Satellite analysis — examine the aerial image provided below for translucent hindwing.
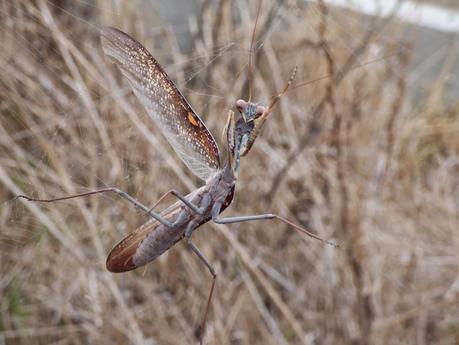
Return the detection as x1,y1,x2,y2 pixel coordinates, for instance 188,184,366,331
101,27,220,181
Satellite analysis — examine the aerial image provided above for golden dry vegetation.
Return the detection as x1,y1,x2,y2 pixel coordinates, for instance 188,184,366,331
1,1,458,344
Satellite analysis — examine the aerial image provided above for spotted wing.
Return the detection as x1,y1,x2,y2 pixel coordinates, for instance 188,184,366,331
101,27,220,181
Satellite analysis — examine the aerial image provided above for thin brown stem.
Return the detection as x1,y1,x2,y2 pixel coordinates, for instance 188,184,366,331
248,0,263,101
266,4,401,200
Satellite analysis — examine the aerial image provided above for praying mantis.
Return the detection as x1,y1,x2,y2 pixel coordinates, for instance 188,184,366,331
17,23,337,345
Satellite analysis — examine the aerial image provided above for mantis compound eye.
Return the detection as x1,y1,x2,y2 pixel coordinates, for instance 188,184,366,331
235,99,246,114
255,104,266,118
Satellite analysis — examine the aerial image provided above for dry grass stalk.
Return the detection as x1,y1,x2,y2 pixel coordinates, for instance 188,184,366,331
1,1,458,344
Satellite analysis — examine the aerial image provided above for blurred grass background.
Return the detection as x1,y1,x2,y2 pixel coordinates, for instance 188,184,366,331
1,0,458,344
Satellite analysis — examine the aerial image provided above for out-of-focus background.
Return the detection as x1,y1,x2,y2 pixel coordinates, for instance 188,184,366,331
1,0,458,344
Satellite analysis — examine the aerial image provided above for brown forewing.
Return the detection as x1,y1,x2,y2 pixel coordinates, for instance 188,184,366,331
106,185,235,273
106,201,183,273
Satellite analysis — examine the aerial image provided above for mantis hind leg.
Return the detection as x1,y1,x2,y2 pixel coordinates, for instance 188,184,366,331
184,222,216,345
15,187,175,227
